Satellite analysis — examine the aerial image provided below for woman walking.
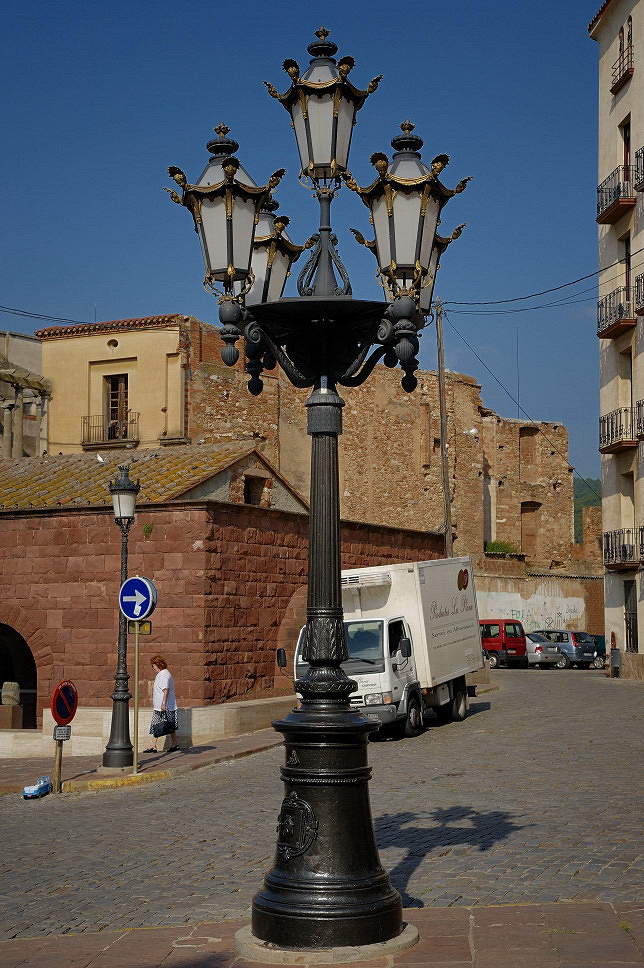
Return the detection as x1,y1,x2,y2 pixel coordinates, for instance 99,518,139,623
145,655,180,753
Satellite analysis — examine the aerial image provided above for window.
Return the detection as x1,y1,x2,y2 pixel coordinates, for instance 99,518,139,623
505,623,520,638
627,16,632,47
104,374,128,439
619,25,624,55
622,119,631,170
481,623,500,638
521,501,542,556
388,620,406,656
624,234,632,290
243,476,265,506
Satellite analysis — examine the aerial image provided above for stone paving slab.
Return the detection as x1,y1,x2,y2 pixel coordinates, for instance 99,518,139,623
1,904,643,967
0,727,282,794
1,670,643,943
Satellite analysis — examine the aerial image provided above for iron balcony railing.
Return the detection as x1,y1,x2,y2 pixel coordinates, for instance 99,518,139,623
603,528,640,567
636,273,644,315
635,146,644,191
596,165,635,219
637,400,644,437
597,286,635,334
81,413,139,446
599,407,635,449
611,44,634,93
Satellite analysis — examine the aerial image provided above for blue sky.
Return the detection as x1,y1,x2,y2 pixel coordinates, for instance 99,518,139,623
1,0,603,476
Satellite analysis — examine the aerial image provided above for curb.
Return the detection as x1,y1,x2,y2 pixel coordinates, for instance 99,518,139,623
1,733,283,797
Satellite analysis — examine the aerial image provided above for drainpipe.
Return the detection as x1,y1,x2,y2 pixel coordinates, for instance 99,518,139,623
11,388,23,458
1,400,14,458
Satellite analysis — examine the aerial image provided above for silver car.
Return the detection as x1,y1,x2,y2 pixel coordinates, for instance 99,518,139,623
526,632,561,667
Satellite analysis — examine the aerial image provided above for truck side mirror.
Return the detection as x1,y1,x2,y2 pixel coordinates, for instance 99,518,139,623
276,648,287,669
400,638,412,658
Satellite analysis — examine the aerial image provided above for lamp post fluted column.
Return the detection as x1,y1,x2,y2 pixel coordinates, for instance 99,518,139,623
250,370,401,948
103,464,140,769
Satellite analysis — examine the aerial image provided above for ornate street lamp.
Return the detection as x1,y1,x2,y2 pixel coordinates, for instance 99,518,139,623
166,26,467,955
102,464,140,768
246,197,312,305
346,120,468,312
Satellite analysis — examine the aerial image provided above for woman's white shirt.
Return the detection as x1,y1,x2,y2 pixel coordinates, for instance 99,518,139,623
153,669,176,711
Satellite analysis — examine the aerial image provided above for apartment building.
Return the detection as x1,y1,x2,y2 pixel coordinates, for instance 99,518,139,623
591,0,644,663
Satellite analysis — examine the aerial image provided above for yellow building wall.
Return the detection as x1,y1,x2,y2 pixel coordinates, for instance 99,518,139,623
42,327,185,453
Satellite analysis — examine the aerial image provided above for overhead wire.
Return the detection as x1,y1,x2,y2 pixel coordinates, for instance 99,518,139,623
441,307,602,504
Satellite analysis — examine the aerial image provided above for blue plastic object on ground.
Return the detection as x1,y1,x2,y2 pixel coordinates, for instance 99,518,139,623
23,776,52,799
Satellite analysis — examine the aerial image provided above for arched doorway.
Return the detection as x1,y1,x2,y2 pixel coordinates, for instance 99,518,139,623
0,624,37,728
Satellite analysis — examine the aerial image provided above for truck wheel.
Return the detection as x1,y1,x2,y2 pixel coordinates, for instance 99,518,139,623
488,653,499,669
451,686,468,722
403,696,423,737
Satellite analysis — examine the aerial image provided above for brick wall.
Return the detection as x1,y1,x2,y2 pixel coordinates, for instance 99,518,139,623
0,502,442,723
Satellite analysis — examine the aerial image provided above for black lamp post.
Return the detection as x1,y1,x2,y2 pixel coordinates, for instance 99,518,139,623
167,26,468,951
102,464,140,769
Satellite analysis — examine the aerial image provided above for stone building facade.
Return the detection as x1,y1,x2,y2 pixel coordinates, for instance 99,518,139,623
37,315,593,569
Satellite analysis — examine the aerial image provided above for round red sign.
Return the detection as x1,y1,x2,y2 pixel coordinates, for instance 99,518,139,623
51,680,78,726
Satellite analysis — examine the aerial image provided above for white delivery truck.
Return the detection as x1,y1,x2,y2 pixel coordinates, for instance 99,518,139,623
294,557,484,737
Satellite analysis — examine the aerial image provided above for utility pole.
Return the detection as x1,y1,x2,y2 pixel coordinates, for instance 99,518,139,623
435,300,453,557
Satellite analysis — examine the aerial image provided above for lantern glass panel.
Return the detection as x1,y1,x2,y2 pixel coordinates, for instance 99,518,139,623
199,197,228,277
308,93,335,173
112,490,136,521
290,100,309,174
371,195,391,270
419,196,441,266
335,97,356,172
231,196,257,271
392,191,422,268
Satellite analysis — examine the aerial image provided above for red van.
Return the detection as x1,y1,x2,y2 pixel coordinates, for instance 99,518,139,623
479,620,528,668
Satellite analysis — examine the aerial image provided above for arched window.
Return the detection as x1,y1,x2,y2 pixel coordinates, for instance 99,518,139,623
619,25,625,54
627,16,632,47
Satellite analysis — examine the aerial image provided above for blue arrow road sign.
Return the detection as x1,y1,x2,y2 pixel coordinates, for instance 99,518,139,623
119,576,158,621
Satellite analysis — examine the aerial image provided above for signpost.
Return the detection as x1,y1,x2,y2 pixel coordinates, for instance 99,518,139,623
50,680,78,793
119,577,158,775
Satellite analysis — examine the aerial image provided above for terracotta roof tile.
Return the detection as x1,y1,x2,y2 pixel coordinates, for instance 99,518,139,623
0,442,257,511
588,0,616,33
35,315,194,340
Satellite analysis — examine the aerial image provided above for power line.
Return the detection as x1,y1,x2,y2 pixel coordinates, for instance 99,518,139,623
445,244,644,307
442,307,602,504
0,304,90,326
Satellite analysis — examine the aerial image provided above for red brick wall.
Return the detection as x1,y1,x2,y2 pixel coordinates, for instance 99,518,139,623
0,503,443,722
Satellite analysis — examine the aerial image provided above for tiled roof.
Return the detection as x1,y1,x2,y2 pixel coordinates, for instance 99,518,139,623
588,0,616,33
35,315,193,340
0,442,258,511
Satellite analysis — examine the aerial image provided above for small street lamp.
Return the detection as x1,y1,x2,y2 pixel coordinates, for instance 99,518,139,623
166,26,468,952
102,464,140,768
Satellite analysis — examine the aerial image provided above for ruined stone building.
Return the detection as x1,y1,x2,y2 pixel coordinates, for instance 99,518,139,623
35,313,600,573
0,331,50,458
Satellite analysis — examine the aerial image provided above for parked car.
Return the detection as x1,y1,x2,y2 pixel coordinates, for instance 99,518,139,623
532,630,597,668
479,620,528,668
526,632,561,668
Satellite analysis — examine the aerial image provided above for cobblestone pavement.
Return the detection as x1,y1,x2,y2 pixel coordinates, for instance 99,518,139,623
1,670,643,940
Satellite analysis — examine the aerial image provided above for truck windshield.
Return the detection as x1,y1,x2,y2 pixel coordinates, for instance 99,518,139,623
295,621,385,674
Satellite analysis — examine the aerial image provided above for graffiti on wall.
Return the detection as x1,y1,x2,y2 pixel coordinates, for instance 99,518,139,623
476,589,586,633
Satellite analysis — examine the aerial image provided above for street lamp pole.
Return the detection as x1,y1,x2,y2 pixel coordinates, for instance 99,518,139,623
166,26,468,951
103,464,140,769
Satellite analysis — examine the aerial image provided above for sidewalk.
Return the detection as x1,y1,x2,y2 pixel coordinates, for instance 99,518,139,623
0,727,282,795
1,902,642,966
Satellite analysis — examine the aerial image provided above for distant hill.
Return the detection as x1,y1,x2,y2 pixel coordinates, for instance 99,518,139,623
574,477,601,542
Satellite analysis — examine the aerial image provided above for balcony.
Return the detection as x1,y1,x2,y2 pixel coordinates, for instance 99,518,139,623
597,286,636,337
599,407,637,453
635,146,644,192
81,413,139,449
596,166,636,223
603,528,641,569
635,273,644,316
611,45,634,94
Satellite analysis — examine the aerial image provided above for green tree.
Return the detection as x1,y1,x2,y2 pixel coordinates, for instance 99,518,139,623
574,478,601,542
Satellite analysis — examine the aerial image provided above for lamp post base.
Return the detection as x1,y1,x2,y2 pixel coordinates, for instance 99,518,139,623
235,922,419,965
102,698,133,768
251,703,402,949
